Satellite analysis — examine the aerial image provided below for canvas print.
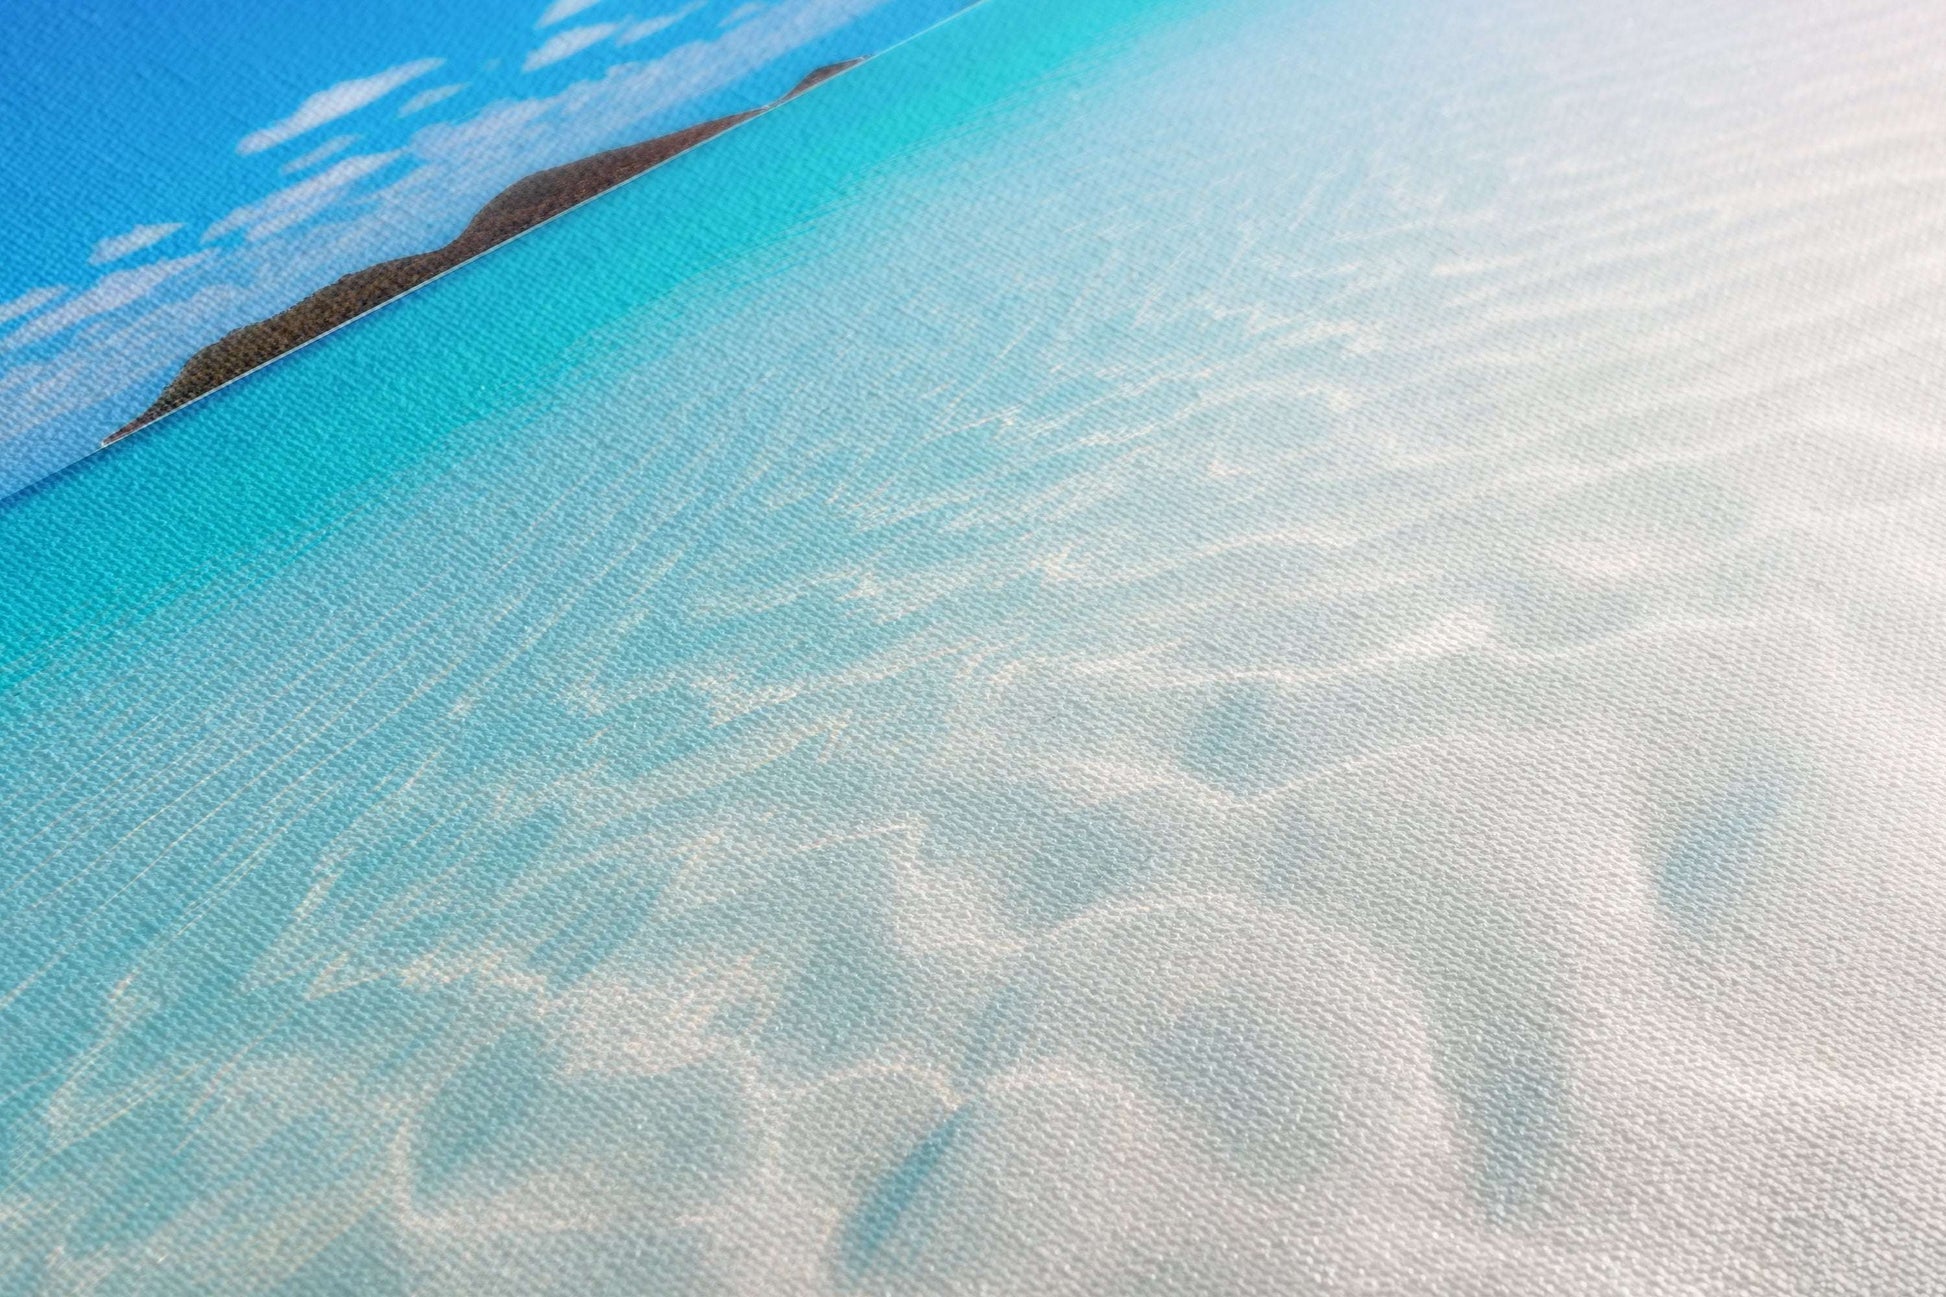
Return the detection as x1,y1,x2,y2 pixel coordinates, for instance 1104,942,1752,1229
0,0,968,498
4,0,1946,1291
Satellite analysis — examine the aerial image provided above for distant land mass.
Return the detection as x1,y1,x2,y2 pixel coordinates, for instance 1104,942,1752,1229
104,58,866,447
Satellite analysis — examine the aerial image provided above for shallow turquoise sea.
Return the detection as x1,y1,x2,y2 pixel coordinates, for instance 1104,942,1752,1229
6,0,1946,1289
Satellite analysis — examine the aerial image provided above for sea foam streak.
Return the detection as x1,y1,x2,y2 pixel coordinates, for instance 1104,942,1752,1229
3,0,1946,1290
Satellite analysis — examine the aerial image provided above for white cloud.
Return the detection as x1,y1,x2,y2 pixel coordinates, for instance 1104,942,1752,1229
281,135,359,175
396,0,881,207
3,253,212,350
617,2,705,45
406,98,555,175
537,0,604,28
0,285,66,326
205,153,405,243
523,22,622,71
399,83,468,116
720,3,767,28
88,223,185,266
238,59,444,154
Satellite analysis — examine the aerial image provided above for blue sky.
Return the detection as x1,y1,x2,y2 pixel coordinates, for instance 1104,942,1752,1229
1,0,535,297
0,0,966,498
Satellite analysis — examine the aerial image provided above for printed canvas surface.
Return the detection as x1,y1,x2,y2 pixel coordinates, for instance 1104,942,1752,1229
0,0,966,499
4,0,1945,1291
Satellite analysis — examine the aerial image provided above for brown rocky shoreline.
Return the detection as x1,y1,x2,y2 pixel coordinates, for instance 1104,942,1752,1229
104,58,865,447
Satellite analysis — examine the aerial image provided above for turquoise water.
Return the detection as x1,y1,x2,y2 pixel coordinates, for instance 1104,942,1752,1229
7,0,1946,1289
